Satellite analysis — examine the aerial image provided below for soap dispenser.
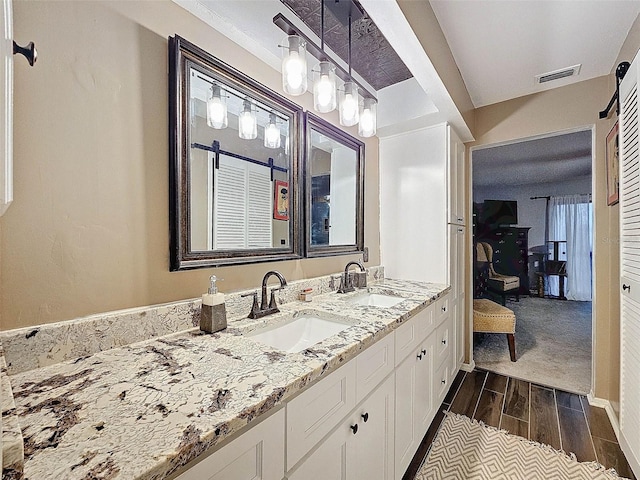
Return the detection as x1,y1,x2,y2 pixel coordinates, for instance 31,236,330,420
200,275,227,333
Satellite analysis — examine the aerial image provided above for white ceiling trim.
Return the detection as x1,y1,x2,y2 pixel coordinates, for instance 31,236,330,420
358,0,474,142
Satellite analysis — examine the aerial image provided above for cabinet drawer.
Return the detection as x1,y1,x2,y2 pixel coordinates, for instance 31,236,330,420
435,295,449,324
287,360,357,470
394,305,434,366
435,315,451,368
357,332,395,402
176,408,285,480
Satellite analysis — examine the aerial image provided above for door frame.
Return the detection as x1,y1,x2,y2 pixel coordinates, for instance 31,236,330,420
466,125,595,395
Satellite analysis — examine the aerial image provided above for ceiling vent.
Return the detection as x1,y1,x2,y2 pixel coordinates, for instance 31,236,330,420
535,64,582,84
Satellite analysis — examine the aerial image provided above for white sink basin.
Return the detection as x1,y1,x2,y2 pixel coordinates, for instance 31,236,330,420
247,313,354,353
347,292,404,308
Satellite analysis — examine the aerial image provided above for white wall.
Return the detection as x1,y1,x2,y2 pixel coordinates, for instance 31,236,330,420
473,175,592,248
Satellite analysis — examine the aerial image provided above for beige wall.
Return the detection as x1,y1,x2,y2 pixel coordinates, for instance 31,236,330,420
0,0,380,331
601,13,640,416
468,75,619,401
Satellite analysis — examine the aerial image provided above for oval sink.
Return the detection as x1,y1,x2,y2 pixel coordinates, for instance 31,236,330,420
347,292,404,308
247,312,355,353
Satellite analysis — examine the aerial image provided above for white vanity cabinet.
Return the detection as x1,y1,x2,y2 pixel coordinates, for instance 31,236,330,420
175,408,285,480
288,375,395,480
287,334,395,479
175,292,460,480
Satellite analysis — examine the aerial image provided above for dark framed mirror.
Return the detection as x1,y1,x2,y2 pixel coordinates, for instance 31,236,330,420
305,113,364,257
169,35,303,270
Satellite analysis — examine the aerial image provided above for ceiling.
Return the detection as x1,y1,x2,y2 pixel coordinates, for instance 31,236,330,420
430,0,640,108
472,130,592,187
280,0,412,91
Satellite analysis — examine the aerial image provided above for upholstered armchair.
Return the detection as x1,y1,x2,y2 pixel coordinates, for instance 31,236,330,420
476,242,520,305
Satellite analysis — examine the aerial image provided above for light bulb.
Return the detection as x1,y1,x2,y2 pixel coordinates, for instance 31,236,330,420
313,61,336,113
285,52,304,90
339,82,359,127
317,76,333,106
206,85,227,129
264,113,281,149
282,35,308,96
359,97,377,138
238,99,257,140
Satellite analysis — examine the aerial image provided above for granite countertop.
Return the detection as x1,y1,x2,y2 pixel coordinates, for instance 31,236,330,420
6,279,448,479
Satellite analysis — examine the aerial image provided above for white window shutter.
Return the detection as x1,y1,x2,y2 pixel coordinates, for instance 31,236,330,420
213,154,272,249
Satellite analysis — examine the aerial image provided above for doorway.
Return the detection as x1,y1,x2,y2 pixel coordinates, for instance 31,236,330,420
469,128,594,394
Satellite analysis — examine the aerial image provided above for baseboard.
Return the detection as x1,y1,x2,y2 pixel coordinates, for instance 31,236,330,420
587,393,620,441
461,360,476,372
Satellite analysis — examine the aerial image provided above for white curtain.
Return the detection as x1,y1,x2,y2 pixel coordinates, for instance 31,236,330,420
547,194,593,301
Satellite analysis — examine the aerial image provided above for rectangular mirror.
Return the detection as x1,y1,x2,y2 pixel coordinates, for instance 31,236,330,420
305,113,364,257
169,35,302,270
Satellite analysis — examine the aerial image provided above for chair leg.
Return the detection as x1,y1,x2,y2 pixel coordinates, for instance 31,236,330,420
501,293,506,306
507,333,517,362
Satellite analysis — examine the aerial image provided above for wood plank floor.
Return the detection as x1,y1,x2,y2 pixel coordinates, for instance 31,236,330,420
403,368,637,480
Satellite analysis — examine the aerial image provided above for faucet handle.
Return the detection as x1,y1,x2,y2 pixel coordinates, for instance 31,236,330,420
269,286,285,310
241,291,260,319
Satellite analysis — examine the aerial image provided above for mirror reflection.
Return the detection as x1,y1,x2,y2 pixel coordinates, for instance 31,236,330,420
188,66,291,251
306,114,364,256
169,36,302,270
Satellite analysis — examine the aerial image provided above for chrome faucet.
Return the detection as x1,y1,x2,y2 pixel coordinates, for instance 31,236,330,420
243,270,288,319
337,261,366,293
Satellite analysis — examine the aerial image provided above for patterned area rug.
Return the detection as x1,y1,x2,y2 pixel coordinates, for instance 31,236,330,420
473,297,591,394
417,412,629,480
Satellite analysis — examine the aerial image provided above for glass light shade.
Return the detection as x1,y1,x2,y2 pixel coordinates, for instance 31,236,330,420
238,99,258,140
281,35,308,96
206,85,228,129
359,97,377,137
264,113,281,149
339,81,360,127
313,61,337,113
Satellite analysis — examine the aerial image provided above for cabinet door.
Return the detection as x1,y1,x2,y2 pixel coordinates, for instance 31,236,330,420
354,375,395,480
415,337,435,433
448,126,465,225
394,351,419,478
287,422,352,480
176,409,285,480
394,338,433,479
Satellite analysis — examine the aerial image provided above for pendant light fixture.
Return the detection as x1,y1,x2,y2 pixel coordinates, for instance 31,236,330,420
339,11,359,127
206,84,228,129
238,98,258,140
281,35,308,96
313,0,337,113
358,97,377,137
264,112,281,149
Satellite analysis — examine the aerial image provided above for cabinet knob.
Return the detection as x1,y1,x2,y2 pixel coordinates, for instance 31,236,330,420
623,284,631,292
442,339,447,345
361,412,369,423
441,306,447,312
350,424,358,434
441,379,446,385
417,351,424,360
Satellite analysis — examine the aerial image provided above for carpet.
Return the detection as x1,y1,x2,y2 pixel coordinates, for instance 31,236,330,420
473,296,591,394
416,412,629,480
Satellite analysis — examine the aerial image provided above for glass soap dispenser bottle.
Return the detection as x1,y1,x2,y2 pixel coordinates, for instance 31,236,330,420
200,275,227,333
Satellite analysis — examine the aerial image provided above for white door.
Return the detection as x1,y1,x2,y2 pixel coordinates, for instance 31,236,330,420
619,49,640,478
